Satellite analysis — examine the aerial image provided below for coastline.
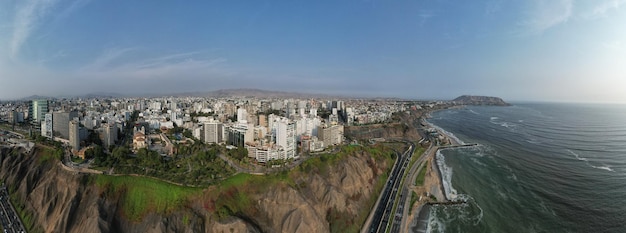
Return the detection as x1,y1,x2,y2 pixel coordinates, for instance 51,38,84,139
407,108,463,232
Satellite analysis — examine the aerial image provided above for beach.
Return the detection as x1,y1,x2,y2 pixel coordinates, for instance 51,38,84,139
406,116,463,232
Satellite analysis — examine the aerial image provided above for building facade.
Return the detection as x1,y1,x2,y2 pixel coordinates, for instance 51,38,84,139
69,120,80,151
41,113,53,138
204,122,223,144
29,100,48,124
53,111,79,139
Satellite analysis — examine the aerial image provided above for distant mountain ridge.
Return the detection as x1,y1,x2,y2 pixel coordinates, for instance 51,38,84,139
13,88,406,100
452,95,510,106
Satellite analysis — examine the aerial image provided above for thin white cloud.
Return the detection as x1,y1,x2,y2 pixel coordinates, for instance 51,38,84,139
485,0,503,17
9,0,89,59
10,0,60,59
518,0,573,35
418,10,435,27
79,48,229,80
603,40,624,50
79,47,137,72
583,0,626,19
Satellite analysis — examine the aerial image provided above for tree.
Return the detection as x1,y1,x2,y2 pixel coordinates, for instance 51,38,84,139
183,129,193,139
86,129,103,146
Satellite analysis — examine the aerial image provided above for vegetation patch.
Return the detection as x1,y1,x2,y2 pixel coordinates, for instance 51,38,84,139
207,144,396,233
409,191,418,213
92,145,235,186
37,146,63,164
414,163,427,186
8,189,42,233
94,175,202,222
409,146,426,170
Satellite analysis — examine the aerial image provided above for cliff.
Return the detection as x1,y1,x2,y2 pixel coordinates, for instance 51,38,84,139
0,146,208,233
0,144,394,233
452,95,510,106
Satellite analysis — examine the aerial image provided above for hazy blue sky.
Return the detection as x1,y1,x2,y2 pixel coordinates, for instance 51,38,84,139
1,0,625,102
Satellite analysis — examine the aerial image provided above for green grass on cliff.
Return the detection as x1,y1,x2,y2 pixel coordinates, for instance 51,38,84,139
94,175,202,221
208,144,395,233
415,163,427,186
37,146,63,164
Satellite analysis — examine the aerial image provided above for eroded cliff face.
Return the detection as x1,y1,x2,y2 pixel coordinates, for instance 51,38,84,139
0,147,210,233
1,147,109,233
1,145,392,233
240,149,392,233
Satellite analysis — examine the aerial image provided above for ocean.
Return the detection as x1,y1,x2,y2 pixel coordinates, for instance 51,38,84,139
420,103,626,233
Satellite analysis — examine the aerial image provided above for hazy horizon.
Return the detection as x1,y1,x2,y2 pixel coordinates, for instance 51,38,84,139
1,1,625,103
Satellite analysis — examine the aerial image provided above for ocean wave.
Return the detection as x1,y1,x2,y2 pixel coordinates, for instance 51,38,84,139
490,116,499,121
425,120,467,144
470,157,487,167
591,165,614,172
526,139,542,144
567,149,615,172
436,150,458,201
567,149,588,161
426,209,446,233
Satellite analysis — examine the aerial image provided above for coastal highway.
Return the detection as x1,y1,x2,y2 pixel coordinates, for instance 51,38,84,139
398,143,438,232
0,185,26,233
366,141,415,233
389,141,436,233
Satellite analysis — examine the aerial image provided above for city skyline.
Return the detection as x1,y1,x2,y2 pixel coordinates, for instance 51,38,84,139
1,1,626,103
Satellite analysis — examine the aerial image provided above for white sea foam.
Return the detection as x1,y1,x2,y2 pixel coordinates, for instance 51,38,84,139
567,149,615,172
567,149,588,161
426,213,445,233
470,157,487,167
436,150,458,201
490,116,499,120
426,120,466,145
469,109,480,115
526,139,541,144
473,201,484,225
592,165,615,172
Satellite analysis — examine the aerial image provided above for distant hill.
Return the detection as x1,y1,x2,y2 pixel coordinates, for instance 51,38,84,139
452,95,510,106
20,95,53,101
202,88,335,98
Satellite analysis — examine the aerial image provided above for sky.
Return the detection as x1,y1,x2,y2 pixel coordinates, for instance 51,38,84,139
1,0,625,103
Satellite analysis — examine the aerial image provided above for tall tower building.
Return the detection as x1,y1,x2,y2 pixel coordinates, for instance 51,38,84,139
53,111,79,139
275,118,296,159
29,100,49,124
41,113,53,138
237,108,248,123
204,122,223,144
69,120,80,151
103,123,117,148
258,115,267,128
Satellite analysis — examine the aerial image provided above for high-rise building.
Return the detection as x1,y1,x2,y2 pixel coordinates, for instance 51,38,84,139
226,123,253,147
275,118,296,159
296,117,321,137
259,114,267,128
41,113,53,138
69,120,80,151
103,123,117,148
53,111,79,139
170,100,177,110
318,125,344,147
29,100,48,124
204,122,223,144
237,108,247,123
